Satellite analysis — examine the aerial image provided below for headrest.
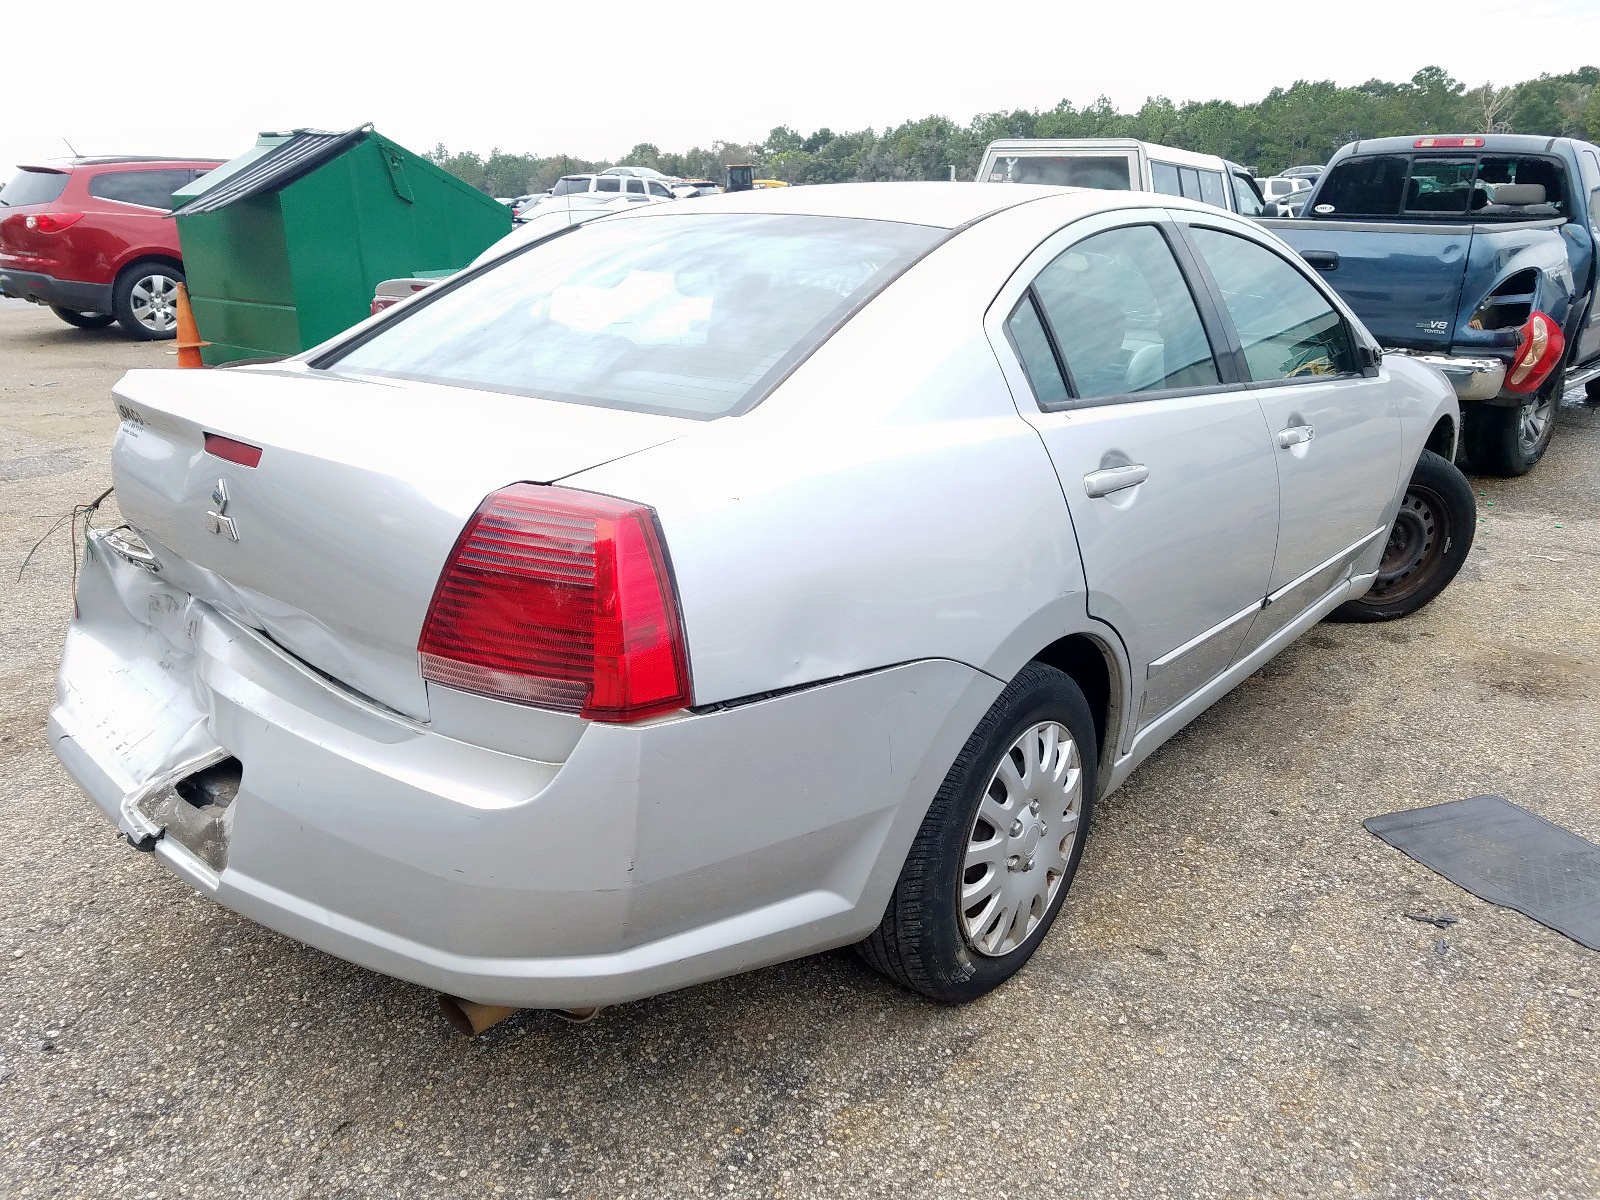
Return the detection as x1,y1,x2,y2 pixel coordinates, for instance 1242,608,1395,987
1491,183,1546,206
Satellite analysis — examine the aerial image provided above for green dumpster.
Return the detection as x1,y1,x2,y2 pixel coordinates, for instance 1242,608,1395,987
172,126,510,365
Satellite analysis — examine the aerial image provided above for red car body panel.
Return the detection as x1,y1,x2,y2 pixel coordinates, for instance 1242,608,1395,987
0,158,220,314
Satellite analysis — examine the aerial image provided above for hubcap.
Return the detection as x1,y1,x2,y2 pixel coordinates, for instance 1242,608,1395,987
1518,392,1554,454
1370,484,1446,603
129,274,178,332
960,721,1083,958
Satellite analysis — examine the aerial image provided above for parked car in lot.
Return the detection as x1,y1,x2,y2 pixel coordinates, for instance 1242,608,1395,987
52,183,1472,1017
523,172,679,213
1261,175,1314,203
1267,134,1600,475
979,138,1270,216
0,155,221,339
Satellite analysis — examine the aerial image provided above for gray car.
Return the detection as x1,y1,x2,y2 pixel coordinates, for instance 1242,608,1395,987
51,183,1473,1017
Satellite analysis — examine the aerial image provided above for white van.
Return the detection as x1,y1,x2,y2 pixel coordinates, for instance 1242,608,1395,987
976,138,1269,216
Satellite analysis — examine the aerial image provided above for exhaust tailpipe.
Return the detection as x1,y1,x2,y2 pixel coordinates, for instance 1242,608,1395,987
438,995,521,1037
437,995,608,1036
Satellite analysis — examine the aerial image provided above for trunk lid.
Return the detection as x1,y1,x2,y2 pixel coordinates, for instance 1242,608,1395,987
1266,218,1473,351
109,366,691,719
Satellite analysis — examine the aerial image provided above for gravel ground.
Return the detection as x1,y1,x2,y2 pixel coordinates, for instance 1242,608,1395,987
2,296,1598,1199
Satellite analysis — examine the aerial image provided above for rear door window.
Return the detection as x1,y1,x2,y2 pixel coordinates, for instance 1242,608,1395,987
1025,223,1221,402
1178,168,1202,201
1198,170,1227,210
87,169,193,211
1151,162,1182,197
595,176,621,193
1,168,69,207
1312,155,1408,217
1189,227,1359,380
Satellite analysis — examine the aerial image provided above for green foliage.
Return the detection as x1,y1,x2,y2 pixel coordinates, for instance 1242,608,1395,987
425,65,1600,193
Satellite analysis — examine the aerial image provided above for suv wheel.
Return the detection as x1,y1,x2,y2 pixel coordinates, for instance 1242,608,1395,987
50,306,116,330
858,663,1097,1003
113,263,184,341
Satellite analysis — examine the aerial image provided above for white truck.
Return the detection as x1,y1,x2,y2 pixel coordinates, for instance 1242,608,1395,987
977,138,1271,216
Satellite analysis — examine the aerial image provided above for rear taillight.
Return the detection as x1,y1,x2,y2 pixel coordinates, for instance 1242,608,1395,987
418,484,691,722
1504,311,1564,394
25,212,84,233
370,296,401,315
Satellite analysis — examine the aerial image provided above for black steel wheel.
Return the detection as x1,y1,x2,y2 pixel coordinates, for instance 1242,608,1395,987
1330,449,1475,622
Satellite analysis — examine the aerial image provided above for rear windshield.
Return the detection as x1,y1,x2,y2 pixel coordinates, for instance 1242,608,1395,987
0,168,69,207
985,155,1132,190
1313,153,1569,219
550,177,590,196
322,213,941,418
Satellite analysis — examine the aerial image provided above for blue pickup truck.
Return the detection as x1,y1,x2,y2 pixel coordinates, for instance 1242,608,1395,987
1266,135,1600,475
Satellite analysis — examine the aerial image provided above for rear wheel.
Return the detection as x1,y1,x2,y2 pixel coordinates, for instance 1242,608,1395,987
1464,369,1562,476
1330,449,1475,622
50,306,115,329
858,663,1097,1003
113,263,183,340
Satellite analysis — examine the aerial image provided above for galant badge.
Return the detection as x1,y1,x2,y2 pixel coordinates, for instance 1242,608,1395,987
207,478,239,541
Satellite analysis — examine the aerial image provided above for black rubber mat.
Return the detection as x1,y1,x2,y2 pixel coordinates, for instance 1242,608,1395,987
1365,795,1600,951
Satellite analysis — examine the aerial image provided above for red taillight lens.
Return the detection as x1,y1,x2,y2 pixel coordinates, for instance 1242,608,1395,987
1504,311,1564,394
419,484,691,722
371,296,401,315
25,212,84,233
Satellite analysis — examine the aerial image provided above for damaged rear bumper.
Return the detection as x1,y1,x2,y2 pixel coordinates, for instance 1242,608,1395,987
49,530,997,1009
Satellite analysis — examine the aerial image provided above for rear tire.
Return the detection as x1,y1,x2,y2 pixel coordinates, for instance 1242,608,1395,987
50,306,116,329
1463,369,1562,476
1329,448,1475,622
858,663,1097,1003
113,262,184,341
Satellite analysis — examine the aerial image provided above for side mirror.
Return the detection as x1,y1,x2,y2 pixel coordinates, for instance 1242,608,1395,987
1359,343,1383,371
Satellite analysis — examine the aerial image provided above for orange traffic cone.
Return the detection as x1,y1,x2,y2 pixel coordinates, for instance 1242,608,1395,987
175,283,208,368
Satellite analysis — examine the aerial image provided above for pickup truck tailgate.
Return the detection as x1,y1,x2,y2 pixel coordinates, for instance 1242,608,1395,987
1263,219,1471,351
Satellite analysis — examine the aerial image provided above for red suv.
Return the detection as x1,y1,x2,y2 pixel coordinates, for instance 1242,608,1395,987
0,156,220,340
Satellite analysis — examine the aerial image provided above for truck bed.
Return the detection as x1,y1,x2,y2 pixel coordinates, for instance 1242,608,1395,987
1260,215,1569,354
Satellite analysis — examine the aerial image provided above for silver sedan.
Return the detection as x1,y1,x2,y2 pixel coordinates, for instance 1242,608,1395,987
51,183,1473,1018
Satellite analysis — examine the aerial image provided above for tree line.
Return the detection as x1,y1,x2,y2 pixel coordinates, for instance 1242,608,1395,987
427,66,1600,195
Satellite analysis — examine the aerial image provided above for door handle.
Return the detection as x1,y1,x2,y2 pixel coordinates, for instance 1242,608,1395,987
1083,463,1150,497
1300,250,1340,271
1277,425,1315,449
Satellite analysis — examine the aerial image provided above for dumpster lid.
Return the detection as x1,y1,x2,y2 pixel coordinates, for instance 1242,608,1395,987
172,126,371,216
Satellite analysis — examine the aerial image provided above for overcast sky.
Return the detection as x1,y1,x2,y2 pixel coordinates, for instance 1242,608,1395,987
3,0,1596,176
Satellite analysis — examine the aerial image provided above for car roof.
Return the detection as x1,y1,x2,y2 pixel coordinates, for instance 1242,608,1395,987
17,156,221,171
614,181,1145,229
1334,135,1581,159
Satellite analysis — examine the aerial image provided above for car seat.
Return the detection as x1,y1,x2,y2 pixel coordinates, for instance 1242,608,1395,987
1476,183,1559,218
